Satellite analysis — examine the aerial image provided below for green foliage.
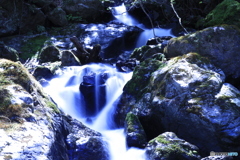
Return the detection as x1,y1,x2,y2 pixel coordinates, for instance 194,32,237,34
66,14,83,22
20,35,49,61
197,0,240,28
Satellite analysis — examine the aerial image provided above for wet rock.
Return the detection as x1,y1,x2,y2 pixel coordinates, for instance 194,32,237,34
115,53,240,156
116,58,139,72
79,70,109,117
146,132,201,160
66,119,110,160
47,7,68,27
38,45,61,63
164,25,240,79
33,66,54,81
124,112,147,148
78,22,143,59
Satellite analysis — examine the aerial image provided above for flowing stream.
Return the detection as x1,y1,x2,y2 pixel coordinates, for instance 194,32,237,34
44,64,146,160
112,3,174,47
44,3,175,160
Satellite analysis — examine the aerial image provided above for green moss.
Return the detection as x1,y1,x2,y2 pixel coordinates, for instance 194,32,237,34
20,35,49,61
45,99,60,113
124,58,165,99
197,0,240,28
150,135,171,145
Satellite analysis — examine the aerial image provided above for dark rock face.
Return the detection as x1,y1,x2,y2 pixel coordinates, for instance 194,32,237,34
61,50,81,66
146,132,201,160
48,7,68,27
78,22,143,59
0,42,19,61
164,25,240,79
38,45,61,63
80,70,109,117
115,53,240,156
62,0,108,23
66,119,110,160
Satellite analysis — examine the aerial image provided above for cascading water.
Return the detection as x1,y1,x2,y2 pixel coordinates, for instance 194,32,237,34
44,64,146,160
112,3,175,47
43,3,174,160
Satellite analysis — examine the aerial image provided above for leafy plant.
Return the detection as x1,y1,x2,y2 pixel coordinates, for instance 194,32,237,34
66,14,83,22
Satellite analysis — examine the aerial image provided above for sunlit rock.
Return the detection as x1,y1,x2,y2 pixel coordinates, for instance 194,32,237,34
115,52,240,156
146,132,201,160
0,59,69,159
164,25,240,79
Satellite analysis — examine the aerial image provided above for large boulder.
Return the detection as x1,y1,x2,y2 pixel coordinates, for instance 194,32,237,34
114,53,240,156
164,25,240,79
79,69,109,117
38,45,61,63
0,59,69,159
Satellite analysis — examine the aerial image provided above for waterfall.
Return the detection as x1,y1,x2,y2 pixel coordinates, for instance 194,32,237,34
44,64,146,160
112,3,175,47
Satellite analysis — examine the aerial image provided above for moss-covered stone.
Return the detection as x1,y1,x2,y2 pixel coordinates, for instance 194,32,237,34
130,45,164,62
146,132,201,160
197,0,240,28
124,112,147,148
0,59,60,124
164,25,240,78
123,58,166,99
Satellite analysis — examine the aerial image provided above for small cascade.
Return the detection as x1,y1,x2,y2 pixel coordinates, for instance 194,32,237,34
44,64,146,160
112,3,175,47
112,3,139,26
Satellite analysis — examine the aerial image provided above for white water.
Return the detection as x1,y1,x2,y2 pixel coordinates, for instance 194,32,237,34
112,3,174,47
44,64,146,160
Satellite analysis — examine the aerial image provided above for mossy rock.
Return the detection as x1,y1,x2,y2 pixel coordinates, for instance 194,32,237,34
124,112,147,148
0,59,59,114
146,132,201,160
164,25,240,78
197,0,240,28
130,45,164,62
123,58,166,99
